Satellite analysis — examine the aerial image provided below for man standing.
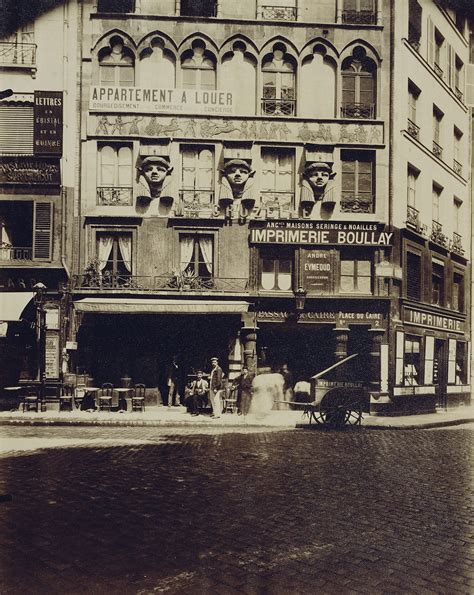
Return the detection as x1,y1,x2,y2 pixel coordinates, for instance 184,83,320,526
167,355,181,407
209,356,223,418
233,366,254,415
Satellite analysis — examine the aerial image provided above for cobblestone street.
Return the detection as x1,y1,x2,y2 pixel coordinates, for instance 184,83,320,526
0,425,472,594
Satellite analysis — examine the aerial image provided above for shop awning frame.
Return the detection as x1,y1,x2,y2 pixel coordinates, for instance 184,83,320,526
73,298,250,315
0,292,35,322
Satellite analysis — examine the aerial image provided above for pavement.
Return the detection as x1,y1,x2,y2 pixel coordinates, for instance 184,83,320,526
0,403,473,429
0,424,472,594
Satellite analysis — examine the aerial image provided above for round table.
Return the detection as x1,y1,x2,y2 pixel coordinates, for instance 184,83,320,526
114,388,131,411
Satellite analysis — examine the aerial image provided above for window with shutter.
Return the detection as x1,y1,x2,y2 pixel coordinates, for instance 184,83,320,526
0,105,34,154
406,251,421,300
33,202,52,260
341,150,375,212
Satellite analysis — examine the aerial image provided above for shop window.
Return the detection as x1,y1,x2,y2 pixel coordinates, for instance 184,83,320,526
341,150,375,213
452,272,464,312
99,37,135,87
455,342,467,384
259,251,292,291
261,148,294,212
339,251,372,294
180,0,217,17
404,335,421,386
406,251,421,300
97,145,133,206
261,45,296,116
408,0,422,49
180,146,214,213
96,233,133,280
180,234,213,278
341,47,376,118
181,41,216,90
431,259,444,306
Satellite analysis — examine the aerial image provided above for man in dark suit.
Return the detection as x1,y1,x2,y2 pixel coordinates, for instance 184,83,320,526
185,370,209,416
166,355,181,407
232,366,254,415
209,356,223,418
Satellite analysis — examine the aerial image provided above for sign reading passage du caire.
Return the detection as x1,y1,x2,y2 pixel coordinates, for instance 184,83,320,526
90,86,235,116
250,221,393,246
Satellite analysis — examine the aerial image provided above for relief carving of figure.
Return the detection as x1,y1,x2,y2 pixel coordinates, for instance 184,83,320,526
136,156,173,202
219,159,255,205
300,160,336,208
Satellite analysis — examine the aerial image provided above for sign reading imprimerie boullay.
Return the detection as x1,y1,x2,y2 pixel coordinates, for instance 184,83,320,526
34,91,63,156
250,221,393,246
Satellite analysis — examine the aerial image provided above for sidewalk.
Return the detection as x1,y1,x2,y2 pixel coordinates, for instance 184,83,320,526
0,404,473,429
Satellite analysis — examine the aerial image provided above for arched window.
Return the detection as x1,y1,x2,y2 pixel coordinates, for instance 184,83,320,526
97,144,133,205
181,40,216,90
261,44,296,116
300,44,336,118
139,37,175,88
99,36,135,87
341,47,376,118
221,41,257,115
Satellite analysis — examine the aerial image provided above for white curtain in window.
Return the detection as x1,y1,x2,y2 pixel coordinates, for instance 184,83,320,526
199,236,213,274
118,235,132,272
180,236,194,271
97,236,114,271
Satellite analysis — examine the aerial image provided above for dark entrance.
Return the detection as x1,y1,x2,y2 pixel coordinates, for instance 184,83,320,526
433,338,447,409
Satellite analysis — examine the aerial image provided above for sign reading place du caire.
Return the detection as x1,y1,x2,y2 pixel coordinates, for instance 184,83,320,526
90,86,235,116
249,221,393,246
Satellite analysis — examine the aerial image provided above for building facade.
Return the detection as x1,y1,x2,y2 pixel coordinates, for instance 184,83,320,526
0,2,79,387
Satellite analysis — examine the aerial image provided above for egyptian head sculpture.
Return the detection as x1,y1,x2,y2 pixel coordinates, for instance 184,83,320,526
300,159,336,208
137,155,173,202
219,159,255,206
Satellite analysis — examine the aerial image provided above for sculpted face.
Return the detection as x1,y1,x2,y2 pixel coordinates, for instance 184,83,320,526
308,168,330,189
142,163,168,186
226,165,250,188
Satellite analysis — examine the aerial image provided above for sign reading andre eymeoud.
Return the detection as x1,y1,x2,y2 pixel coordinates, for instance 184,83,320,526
249,221,393,246
34,91,63,156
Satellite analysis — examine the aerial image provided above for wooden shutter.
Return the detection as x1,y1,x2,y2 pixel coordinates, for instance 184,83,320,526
427,17,434,65
406,252,421,300
0,105,34,154
33,202,53,260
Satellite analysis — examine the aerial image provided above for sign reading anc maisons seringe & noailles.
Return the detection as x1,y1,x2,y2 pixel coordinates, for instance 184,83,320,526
249,221,393,246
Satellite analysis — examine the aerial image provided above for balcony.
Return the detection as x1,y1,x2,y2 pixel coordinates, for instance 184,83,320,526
340,103,375,119
72,273,248,293
451,232,464,256
261,98,296,116
453,159,462,176
261,5,297,20
340,194,374,214
97,187,133,206
432,140,443,160
454,87,463,101
407,119,420,140
433,63,443,79
407,37,421,52
0,245,33,262
341,10,376,24
0,42,36,66
431,220,447,247
261,191,294,214
406,205,420,230
176,190,215,217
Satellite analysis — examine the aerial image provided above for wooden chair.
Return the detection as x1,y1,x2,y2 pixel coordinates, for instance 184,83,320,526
131,384,146,412
59,384,74,412
99,383,114,412
74,374,88,410
21,385,41,413
222,385,238,414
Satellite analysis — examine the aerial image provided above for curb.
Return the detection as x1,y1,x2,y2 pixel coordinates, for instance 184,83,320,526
296,417,474,430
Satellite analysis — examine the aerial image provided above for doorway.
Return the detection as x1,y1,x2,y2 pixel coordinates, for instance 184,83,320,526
433,338,447,409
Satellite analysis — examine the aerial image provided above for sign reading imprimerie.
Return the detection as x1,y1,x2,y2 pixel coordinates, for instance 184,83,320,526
250,221,393,246
90,86,235,115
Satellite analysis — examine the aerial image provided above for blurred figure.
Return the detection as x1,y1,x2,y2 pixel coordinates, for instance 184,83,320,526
166,355,182,406
232,366,254,415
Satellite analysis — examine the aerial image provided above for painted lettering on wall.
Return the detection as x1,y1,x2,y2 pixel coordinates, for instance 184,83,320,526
34,91,63,156
403,307,464,334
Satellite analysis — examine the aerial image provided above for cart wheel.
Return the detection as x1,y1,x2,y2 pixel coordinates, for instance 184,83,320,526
344,406,363,426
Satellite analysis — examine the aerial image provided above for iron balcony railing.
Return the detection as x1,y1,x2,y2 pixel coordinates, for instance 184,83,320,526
261,191,294,212
0,42,36,66
341,10,377,24
406,205,420,230
261,98,296,116
340,194,374,213
340,102,375,119
176,190,215,217
433,63,444,79
454,87,463,101
431,220,447,247
432,140,443,159
261,5,297,20
0,246,33,261
407,119,420,140
451,232,464,256
97,186,133,206
453,159,462,176
72,274,248,293
407,36,421,51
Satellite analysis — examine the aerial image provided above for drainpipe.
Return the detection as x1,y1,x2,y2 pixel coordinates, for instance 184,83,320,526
61,1,70,279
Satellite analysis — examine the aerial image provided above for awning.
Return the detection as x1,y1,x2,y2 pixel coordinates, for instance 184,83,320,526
73,298,250,314
0,292,35,321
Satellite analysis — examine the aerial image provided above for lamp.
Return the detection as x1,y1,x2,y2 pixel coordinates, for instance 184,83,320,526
33,282,46,305
294,287,307,312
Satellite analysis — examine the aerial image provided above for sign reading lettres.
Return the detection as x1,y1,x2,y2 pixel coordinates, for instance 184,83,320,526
34,91,63,156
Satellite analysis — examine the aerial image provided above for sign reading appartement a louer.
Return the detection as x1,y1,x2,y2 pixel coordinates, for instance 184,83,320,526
0,157,60,185
250,221,393,246
90,86,235,116
34,91,63,156
403,306,465,334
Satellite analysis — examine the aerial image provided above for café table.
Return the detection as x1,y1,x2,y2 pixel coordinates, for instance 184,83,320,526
113,387,131,412
79,387,100,411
